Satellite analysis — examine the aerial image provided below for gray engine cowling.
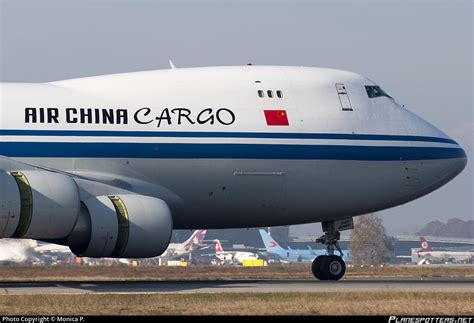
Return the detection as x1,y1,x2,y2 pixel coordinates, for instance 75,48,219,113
0,170,80,239
67,194,173,258
0,169,173,258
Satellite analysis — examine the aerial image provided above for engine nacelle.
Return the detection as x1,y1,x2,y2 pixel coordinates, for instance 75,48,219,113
68,194,173,258
0,170,80,239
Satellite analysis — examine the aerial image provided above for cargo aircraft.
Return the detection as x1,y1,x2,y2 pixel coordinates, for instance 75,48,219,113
0,64,466,280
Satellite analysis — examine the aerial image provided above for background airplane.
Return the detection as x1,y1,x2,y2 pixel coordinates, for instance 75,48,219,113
417,237,473,265
161,230,207,259
213,239,259,264
259,229,350,262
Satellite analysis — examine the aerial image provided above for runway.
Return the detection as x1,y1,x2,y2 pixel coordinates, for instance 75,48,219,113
1,278,472,295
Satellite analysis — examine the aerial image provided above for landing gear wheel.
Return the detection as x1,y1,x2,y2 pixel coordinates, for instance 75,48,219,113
311,255,327,280
320,255,345,281
313,219,352,281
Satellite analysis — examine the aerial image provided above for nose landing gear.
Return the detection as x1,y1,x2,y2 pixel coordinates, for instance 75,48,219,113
312,219,353,281
312,255,346,280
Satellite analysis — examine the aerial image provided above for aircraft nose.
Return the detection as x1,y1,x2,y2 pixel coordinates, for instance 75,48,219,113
450,146,467,178
400,107,468,188
440,129,468,179
421,141,467,192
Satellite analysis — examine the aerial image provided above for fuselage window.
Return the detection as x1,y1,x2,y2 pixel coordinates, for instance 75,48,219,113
258,89,282,98
365,85,392,99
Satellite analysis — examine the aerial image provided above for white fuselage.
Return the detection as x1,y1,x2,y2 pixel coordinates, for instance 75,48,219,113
0,66,467,229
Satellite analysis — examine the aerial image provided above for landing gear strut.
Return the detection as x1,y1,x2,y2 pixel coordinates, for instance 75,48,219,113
312,219,353,281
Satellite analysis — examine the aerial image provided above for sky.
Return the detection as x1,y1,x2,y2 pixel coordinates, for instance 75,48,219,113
0,0,472,235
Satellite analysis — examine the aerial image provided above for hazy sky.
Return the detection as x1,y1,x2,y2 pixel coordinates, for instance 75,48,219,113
0,0,472,235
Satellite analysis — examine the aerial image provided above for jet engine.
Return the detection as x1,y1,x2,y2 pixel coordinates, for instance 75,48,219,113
67,194,173,258
0,170,80,239
0,170,173,258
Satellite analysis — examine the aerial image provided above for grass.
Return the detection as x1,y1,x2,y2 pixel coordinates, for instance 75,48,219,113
0,292,472,315
0,264,472,282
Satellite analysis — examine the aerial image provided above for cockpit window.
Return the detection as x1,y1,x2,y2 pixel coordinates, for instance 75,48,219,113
365,85,392,99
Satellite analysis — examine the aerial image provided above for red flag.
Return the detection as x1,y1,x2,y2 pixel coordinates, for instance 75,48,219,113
264,110,289,126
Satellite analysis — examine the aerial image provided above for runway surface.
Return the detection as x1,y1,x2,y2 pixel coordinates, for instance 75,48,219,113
1,278,473,295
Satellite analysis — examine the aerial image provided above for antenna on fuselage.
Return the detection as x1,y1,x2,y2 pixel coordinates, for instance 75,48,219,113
169,60,177,69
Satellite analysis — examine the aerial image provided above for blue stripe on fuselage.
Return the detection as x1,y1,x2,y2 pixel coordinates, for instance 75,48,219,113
0,130,458,145
0,142,466,160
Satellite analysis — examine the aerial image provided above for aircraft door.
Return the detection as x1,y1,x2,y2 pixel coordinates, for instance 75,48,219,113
335,83,353,111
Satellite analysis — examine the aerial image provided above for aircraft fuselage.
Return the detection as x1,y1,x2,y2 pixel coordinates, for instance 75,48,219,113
0,66,467,229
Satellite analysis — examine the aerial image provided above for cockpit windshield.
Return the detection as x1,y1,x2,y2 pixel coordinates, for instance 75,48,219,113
365,85,392,99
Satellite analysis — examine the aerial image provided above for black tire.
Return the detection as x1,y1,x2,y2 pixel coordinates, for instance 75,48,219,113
311,255,327,280
320,255,346,281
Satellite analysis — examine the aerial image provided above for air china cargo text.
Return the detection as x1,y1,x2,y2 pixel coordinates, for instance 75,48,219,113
24,107,235,127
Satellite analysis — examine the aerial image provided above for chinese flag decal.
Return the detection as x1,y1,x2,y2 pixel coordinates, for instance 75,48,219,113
264,110,289,126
